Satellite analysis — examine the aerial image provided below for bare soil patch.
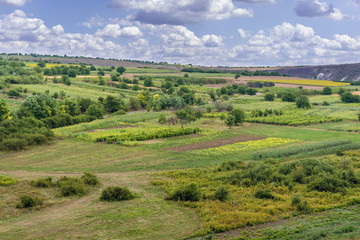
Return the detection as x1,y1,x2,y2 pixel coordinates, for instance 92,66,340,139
84,125,137,133
164,135,265,152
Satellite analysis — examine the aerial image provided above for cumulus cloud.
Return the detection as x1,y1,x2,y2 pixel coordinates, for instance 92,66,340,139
0,0,27,6
237,28,250,39
108,0,253,25
232,8,254,18
230,22,360,66
95,24,143,38
295,0,334,17
294,0,347,20
202,34,223,47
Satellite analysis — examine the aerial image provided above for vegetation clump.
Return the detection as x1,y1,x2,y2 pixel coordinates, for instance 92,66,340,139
0,175,17,186
170,183,201,202
16,195,43,209
100,186,135,201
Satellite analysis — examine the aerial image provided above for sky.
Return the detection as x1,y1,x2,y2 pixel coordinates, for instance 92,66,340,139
1,0,360,66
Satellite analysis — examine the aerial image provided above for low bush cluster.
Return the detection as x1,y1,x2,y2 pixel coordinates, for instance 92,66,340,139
31,173,99,197
0,175,17,186
16,195,43,209
100,186,135,201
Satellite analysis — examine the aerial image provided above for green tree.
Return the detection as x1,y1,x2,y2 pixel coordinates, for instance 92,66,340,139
281,92,296,102
234,73,240,79
229,108,245,125
0,100,11,121
116,66,126,75
85,104,104,119
22,94,57,119
224,114,235,129
264,92,275,101
296,95,311,109
175,107,196,127
104,96,124,113
322,87,332,95
144,77,153,87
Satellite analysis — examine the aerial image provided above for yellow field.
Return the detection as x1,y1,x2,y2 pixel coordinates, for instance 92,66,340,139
25,63,79,68
258,79,350,87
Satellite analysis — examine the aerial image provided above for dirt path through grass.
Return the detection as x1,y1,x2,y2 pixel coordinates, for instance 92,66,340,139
0,171,201,240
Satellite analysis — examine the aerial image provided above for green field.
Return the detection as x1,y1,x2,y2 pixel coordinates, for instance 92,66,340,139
2,63,360,240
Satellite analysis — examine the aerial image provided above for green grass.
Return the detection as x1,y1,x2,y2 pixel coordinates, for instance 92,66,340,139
225,206,360,240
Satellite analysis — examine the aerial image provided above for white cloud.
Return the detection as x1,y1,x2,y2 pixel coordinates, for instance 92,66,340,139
294,0,348,20
202,34,223,47
0,0,27,6
108,0,238,24
237,28,250,39
95,24,143,38
232,8,254,18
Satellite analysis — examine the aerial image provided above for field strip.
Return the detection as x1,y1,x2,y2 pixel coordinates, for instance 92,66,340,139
164,135,265,152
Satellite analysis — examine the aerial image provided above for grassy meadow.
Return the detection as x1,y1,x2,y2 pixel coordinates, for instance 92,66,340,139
1,62,360,240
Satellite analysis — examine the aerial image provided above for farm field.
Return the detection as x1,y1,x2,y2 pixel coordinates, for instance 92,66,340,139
1,60,360,240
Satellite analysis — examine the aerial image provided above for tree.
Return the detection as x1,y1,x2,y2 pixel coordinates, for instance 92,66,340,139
143,77,153,87
37,61,46,68
296,95,311,109
281,92,296,102
322,87,332,95
116,66,126,75
67,69,77,78
104,96,124,113
175,107,196,127
224,114,235,129
0,100,11,121
235,73,240,80
264,93,275,101
22,94,57,119
229,108,245,125
62,75,71,86
85,104,104,119
246,88,258,96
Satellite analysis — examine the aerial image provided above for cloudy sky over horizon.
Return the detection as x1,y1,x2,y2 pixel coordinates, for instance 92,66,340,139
1,0,360,66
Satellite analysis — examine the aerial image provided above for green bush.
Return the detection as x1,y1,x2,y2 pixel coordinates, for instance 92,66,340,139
158,115,166,124
31,177,53,188
170,183,201,202
214,186,230,202
16,195,43,208
0,175,17,186
80,172,99,185
254,189,274,200
100,186,135,201
57,177,87,196
113,110,126,116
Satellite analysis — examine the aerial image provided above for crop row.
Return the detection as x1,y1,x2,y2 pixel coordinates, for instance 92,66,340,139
191,137,298,156
246,114,342,126
252,139,351,160
95,127,201,144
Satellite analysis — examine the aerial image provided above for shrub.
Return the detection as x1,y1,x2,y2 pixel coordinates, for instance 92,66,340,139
100,186,135,201
170,183,201,202
58,177,87,196
308,174,348,193
113,110,126,116
229,108,245,125
291,194,302,206
16,195,43,208
158,115,166,124
264,93,275,101
80,172,99,185
31,177,53,188
254,189,274,200
214,186,230,202
296,95,310,109
0,175,17,186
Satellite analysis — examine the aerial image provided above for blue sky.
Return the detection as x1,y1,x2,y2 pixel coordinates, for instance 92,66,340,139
1,0,360,66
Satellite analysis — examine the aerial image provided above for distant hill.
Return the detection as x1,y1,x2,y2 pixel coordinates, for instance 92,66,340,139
269,63,360,82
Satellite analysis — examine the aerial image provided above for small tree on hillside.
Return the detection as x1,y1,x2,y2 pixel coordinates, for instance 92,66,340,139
175,107,196,127
0,100,11,121
296,95,311,109
224,114,235,129
322,87,332,95
116,66,126,75
264,93,275,101
229,108,245,125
